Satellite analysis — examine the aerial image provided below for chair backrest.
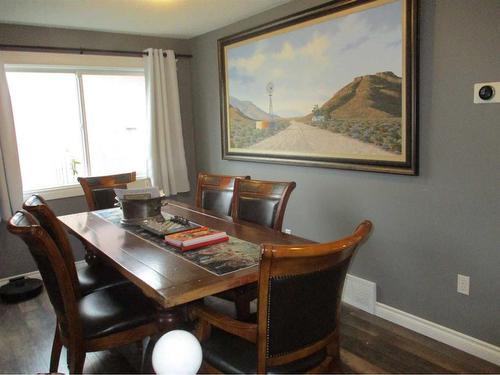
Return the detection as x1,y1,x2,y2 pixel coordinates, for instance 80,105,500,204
78,171,136,211
7,210,82,339
195,173,250,216
231,179,296,231
256,220,372,373
23,194,81,298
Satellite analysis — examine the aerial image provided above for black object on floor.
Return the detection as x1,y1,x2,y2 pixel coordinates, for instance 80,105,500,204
0,276,43,303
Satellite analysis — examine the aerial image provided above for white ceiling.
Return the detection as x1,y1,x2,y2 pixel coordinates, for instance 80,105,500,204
0,0,291,39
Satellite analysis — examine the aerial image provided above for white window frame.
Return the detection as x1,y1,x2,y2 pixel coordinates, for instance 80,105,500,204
5,62,149,201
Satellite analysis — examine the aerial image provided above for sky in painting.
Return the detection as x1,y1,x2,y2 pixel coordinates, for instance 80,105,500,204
227,0,402,118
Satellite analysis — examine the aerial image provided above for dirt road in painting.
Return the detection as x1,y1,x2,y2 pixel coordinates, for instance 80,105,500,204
249,121,395,156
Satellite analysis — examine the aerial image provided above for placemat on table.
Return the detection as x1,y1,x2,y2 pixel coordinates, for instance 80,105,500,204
92,208,260,276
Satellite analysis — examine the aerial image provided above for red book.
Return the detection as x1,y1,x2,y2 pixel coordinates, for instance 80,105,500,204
179,236,229,251
164,227,229,251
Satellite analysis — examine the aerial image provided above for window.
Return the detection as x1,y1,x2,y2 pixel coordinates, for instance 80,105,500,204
6,67,147,196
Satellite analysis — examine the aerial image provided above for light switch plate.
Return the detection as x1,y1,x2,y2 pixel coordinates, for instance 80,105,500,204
474,82,500,103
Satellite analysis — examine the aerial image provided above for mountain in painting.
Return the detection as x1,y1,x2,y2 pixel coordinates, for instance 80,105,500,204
229,104,255,123
228,104,255,125
304,71,402,121
230,96,278,120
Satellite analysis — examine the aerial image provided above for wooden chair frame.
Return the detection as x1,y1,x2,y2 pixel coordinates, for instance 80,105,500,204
23,194,127,296
7,210,163,373
231,178,296,232
192,220,372,373
23,194,82,298
195,172,250,216
78,171,136,211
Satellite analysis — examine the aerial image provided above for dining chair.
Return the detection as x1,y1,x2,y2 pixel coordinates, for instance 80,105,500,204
211,178,296,321
23,195,127,296
195,173,251,320
192,220,373,374
7,210,166,374
231,178,296,232
195,172,250,216
78,171,136,211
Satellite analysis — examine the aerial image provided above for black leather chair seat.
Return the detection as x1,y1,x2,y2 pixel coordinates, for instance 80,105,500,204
203,328,326,374
212,283,258,319
79,283,157,339
77,263,127,296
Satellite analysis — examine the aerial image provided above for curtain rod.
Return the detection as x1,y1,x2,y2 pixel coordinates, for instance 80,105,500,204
0,44,192,59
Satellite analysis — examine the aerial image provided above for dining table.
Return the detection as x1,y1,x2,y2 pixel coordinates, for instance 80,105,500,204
58,199,313,322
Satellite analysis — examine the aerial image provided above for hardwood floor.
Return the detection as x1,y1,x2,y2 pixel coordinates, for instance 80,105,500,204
0,289,498,374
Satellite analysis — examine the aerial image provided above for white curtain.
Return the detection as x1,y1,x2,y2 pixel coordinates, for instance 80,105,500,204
0,63,23,220
143,48,190,196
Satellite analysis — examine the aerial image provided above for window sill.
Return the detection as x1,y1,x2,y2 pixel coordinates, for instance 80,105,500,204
23,184,84,201
22,177,150,201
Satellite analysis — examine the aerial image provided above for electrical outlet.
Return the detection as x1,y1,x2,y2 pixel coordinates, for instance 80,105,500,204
284,228,292,234
457,274,470,295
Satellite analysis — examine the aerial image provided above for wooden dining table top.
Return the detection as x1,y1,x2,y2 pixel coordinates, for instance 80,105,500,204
58,199,313,309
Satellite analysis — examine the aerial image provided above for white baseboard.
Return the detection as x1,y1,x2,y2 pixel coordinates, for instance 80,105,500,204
341,273,500,366
342,273,377,314
375,302,500,366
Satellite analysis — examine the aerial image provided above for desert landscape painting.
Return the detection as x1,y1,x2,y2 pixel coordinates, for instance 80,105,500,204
220,0,417,174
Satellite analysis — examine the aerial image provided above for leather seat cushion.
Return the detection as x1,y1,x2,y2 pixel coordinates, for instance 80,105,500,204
203,297,258,323
203,296,238,319
77,263,128,296
210,283,258,318
203,328,326,374
79,283,157,339
217,282,257,300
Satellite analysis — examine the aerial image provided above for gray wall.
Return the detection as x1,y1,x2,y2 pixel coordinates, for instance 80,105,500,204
190,0,500,345
0,23,190,55
0,196,89,278
0,24,196,278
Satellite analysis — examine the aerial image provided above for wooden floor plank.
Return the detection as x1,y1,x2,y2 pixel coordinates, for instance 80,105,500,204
342,325,447,373
340,348,388,373
342,311,480,373
1,290,498,373
345,306,500,373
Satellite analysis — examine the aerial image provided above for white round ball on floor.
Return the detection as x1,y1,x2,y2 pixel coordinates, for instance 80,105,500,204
152,330,203,375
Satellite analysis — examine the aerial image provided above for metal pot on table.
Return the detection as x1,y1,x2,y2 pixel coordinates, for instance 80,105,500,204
116,196,167,225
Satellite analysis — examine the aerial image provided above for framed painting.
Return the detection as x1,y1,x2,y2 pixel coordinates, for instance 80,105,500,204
219,0,418,175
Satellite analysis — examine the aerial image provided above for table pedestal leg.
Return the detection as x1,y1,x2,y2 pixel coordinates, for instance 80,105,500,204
141,307,185,373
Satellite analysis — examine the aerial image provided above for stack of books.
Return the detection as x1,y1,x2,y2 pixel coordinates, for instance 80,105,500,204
164,227,229,251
